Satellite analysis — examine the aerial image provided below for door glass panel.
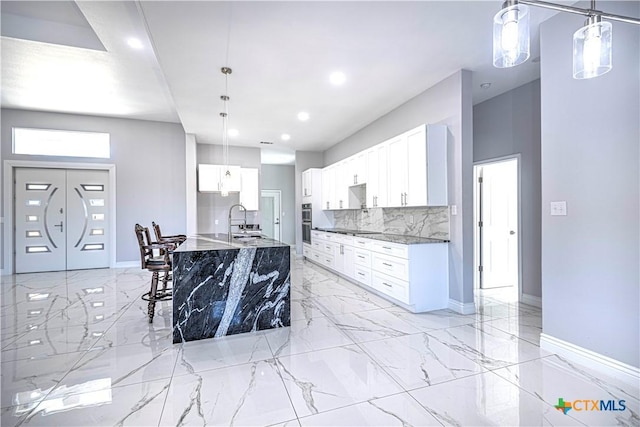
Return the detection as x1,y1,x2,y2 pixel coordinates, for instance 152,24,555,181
81,184,104,191
26,200,41,206
26,215,39,222
26,230,42,238
26,184,50,191
26,246,50,253
92,213,105,221
89,199,104,206
81,243,104,251
90,229,104,235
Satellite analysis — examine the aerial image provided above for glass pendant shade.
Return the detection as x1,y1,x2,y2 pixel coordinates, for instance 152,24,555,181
493,3,530,68
573,18,612,79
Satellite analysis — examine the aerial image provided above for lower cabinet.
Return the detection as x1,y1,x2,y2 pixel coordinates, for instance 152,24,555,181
306,231,449,313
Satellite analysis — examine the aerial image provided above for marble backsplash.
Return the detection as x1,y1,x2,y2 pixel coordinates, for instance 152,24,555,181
332,206,450,240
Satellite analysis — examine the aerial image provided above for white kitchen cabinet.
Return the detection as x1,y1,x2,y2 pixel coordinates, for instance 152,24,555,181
386,124,448,207
335,161,349,209
345,152,367,186
198,164,241,193
302,168,314,199
366,144,388,208
321,165,336,210
306,230,449,313
239,168,259,210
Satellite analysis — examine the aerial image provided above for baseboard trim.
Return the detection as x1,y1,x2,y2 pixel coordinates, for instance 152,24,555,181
114,261,139,269
448,299,476,315
540,333,640,385
521,293,542,308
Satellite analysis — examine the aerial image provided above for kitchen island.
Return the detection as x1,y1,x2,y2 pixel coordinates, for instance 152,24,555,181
172,233,290,343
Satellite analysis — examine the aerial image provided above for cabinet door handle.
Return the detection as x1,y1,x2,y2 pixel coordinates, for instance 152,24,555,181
358,272,365,277
357,255,365,259
382,262,393,267
382,282,392,287
382,246,392,250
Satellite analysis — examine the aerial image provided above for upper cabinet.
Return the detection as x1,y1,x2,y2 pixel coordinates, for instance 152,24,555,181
321,124,448,210
240,168,259,210
387,125,448,207
198,164,242,193
302,169,313,198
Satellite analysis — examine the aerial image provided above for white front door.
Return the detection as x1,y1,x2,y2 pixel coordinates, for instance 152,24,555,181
479,159,518,289
260,190,281,241
15,168,110,273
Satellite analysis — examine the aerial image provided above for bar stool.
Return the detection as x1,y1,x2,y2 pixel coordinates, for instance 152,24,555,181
152,221,187,246
135,224,174,323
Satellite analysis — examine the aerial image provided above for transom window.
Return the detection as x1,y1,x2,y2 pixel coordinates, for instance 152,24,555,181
12,128,110,158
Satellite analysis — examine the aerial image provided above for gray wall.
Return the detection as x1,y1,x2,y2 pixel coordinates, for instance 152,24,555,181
196,144,261,234
0,108,186,265
474,80,542,298
294,151,324,254
324,70,475,306
540,1,639,367
261,165,295,245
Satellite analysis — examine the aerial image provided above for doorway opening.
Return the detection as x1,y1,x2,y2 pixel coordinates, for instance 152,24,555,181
473,157,521,302
260,190,281,241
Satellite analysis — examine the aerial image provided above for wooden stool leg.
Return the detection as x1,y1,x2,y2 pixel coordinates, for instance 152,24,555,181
148,271,159,323
161,271,169,293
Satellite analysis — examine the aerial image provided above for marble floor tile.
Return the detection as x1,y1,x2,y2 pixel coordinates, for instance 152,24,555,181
57,340,179,391
427,322,551,370
410,370,586,426
161,359,297,426
298,392,442,426
492,354,640,426
174,331,274,374
330,308,422,344
263,317,354,357
276,345,404,417
386,306,479,331
482,314,543,346
96,314,173,348
1,351,87,409
313,292,392,316
290,297,327,322
3,379,170,427
359,332,485,390
1,323,112,362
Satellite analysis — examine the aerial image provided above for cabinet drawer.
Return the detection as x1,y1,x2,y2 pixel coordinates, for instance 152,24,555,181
372,271,409,304
303,244,313,258
353,237,372,249
312,241,323,252
311,251,322,264
354,249,371,268
321,243,334,255
372,253,409,281
320,254,334,269
354,266,371,286
370,241,408,259
334,234,354,245
311,230,323,240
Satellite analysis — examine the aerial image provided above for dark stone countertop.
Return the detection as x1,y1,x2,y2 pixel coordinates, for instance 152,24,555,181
173,233,289,252
313,228,448,245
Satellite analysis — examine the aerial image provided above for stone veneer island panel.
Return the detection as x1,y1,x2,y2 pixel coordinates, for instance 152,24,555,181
172,234,290,343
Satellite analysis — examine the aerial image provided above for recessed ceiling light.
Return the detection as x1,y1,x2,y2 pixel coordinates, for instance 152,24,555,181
329,71,346,85
480,82,492,89
127,38,144,49
281,134,291,141
228,129,239,137
297,112,309,121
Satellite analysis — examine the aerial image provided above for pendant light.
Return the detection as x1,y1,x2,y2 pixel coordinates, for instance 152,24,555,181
492,0,639,79
573,14,612,79
493,0,530,68
219,66,232,197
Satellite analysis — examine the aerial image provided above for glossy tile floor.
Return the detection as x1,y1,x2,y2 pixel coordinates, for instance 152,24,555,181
1,258,638,426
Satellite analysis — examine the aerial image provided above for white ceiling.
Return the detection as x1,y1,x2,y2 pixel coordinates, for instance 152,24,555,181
1,1,566,155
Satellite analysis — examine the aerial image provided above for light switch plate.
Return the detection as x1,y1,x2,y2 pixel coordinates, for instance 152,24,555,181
451,205,457,215
214,219,219,225
550,201,567,216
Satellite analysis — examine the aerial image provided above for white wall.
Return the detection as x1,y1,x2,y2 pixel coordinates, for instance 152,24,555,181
540,1,639,367
474,80,542,298
323,70,475,307
0,109,186,266
261,165,296,245
196,144,261,234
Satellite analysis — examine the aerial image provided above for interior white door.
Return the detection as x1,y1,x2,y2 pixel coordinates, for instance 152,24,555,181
14,168,110,273
260,190,281,241
15,168,67,273
480,160,518,289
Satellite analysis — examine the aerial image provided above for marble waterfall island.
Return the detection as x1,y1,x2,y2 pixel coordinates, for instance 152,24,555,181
172,234,291,343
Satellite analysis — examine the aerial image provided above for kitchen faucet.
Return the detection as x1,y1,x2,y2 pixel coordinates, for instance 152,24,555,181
228,203,247,238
